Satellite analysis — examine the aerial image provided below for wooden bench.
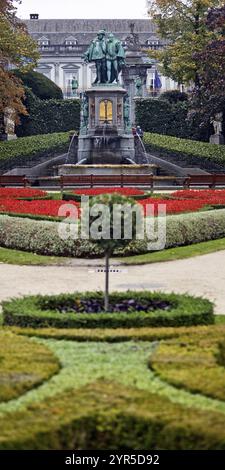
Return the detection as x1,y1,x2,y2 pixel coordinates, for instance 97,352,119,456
184,174,225,188
0,175,29,187
60,174,154,195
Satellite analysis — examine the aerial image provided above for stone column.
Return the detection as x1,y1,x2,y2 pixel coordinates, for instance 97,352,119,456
54,63,60,86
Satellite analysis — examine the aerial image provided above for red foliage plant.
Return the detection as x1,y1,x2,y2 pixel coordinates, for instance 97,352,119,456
73,187,145,196
0,188,48,199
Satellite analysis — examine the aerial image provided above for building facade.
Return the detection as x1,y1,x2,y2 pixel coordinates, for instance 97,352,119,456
25,16,177,97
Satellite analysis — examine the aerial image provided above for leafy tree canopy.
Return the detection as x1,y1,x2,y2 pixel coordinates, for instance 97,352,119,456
0,0,39,121
147,0,224,85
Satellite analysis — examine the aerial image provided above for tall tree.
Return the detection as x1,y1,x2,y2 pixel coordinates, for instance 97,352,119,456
0,0,39,124
147,0,223,86
190,6,225,125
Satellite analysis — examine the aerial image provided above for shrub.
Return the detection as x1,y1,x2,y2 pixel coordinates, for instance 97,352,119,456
159,90,188,104
2,291,214,329
16,88,80,137
149,328,225,401
0,131,70,172
0,330,59,402
144,132,225,167
13,70,63,100
1,209,225,257
135,98,190,137
1,381,225,449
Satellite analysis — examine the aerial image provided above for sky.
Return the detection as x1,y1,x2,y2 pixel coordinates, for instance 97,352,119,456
15,0,148,19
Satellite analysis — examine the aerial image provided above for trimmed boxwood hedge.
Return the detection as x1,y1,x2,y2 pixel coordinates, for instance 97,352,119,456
1,380,225,450
149,328,225,401
2,291,214,329
0,330,59,403
135,99,193,139
144,132,225,168
0,131,70,172
1,209,225,257
13,70,63,101
16,88,80,137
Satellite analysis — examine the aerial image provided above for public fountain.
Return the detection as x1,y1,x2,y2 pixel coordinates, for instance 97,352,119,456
58,30,156,177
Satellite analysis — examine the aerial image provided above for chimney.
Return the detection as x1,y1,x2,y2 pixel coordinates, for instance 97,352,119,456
30,14,39,20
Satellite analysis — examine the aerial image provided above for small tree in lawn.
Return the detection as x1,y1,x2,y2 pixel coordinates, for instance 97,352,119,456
83,193,143,311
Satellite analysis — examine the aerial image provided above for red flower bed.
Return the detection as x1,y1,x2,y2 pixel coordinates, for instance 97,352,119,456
0,188,48,199
73,187,145,196
171,189,225,201
0,199,80,218
138,198,206,216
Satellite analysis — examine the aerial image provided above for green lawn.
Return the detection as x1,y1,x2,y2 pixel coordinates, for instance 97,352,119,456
1,237,225,266
120,238,225,265
0,247,67,266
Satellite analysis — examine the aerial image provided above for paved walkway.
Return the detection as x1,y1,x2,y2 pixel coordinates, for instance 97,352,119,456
0,250,225,313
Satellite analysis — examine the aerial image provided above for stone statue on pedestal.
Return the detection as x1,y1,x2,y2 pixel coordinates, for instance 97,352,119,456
124,95,131,132
210,112,224,145
4,108,17,140
71,76,79,96
80,94,89,134
134,76,143,97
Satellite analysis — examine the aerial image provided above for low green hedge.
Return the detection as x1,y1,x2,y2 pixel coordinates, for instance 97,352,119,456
0,131,70,172
135,99,193,139
144,132,225,167
1,209,225,257
1,381,225,449
149,328,225,401
2,291,214,329
0,330,59,402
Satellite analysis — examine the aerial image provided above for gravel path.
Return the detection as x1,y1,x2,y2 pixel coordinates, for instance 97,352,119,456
0,250,225,313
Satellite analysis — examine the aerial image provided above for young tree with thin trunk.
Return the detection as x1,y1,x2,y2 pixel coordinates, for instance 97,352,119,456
84,193,142,311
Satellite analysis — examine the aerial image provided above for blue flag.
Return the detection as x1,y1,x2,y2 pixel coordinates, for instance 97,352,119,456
154,69,162,89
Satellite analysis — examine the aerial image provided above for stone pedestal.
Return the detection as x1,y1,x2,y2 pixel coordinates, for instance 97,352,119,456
77,84,135,164
210,134,224,145
122,51,151,125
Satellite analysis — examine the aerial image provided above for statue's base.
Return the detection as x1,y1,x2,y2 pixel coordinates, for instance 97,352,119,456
210,134,224,145
5,134,17,141
77,84,135,163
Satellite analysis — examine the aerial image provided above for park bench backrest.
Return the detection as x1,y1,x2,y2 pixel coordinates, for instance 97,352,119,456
0,175,28,187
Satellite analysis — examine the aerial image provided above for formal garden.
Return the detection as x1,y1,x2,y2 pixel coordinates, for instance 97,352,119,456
1,0,225,453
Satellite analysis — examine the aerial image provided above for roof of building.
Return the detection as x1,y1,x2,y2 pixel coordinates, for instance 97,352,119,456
24,18,159,45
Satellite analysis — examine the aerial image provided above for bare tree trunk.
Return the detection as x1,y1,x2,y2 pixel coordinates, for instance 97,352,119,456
104,251,110,311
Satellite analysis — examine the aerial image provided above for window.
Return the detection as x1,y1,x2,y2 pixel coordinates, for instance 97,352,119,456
146,39,159,49
65,37,78,46
38,37,50,47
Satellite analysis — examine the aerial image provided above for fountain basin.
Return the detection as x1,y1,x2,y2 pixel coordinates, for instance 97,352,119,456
58,164,158,176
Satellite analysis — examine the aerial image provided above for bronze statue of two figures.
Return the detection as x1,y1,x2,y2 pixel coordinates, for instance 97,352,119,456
84,30,125,85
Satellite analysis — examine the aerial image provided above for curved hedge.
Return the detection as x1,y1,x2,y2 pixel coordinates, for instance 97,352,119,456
2,291,214,329
0,330,59,402
13,70,63,100
144,132,225,167
1,380,225,450
1,209,225,257
149,328,225,401
0,131,70,172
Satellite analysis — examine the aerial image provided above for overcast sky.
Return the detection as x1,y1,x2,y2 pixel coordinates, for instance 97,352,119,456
15,0,148,19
